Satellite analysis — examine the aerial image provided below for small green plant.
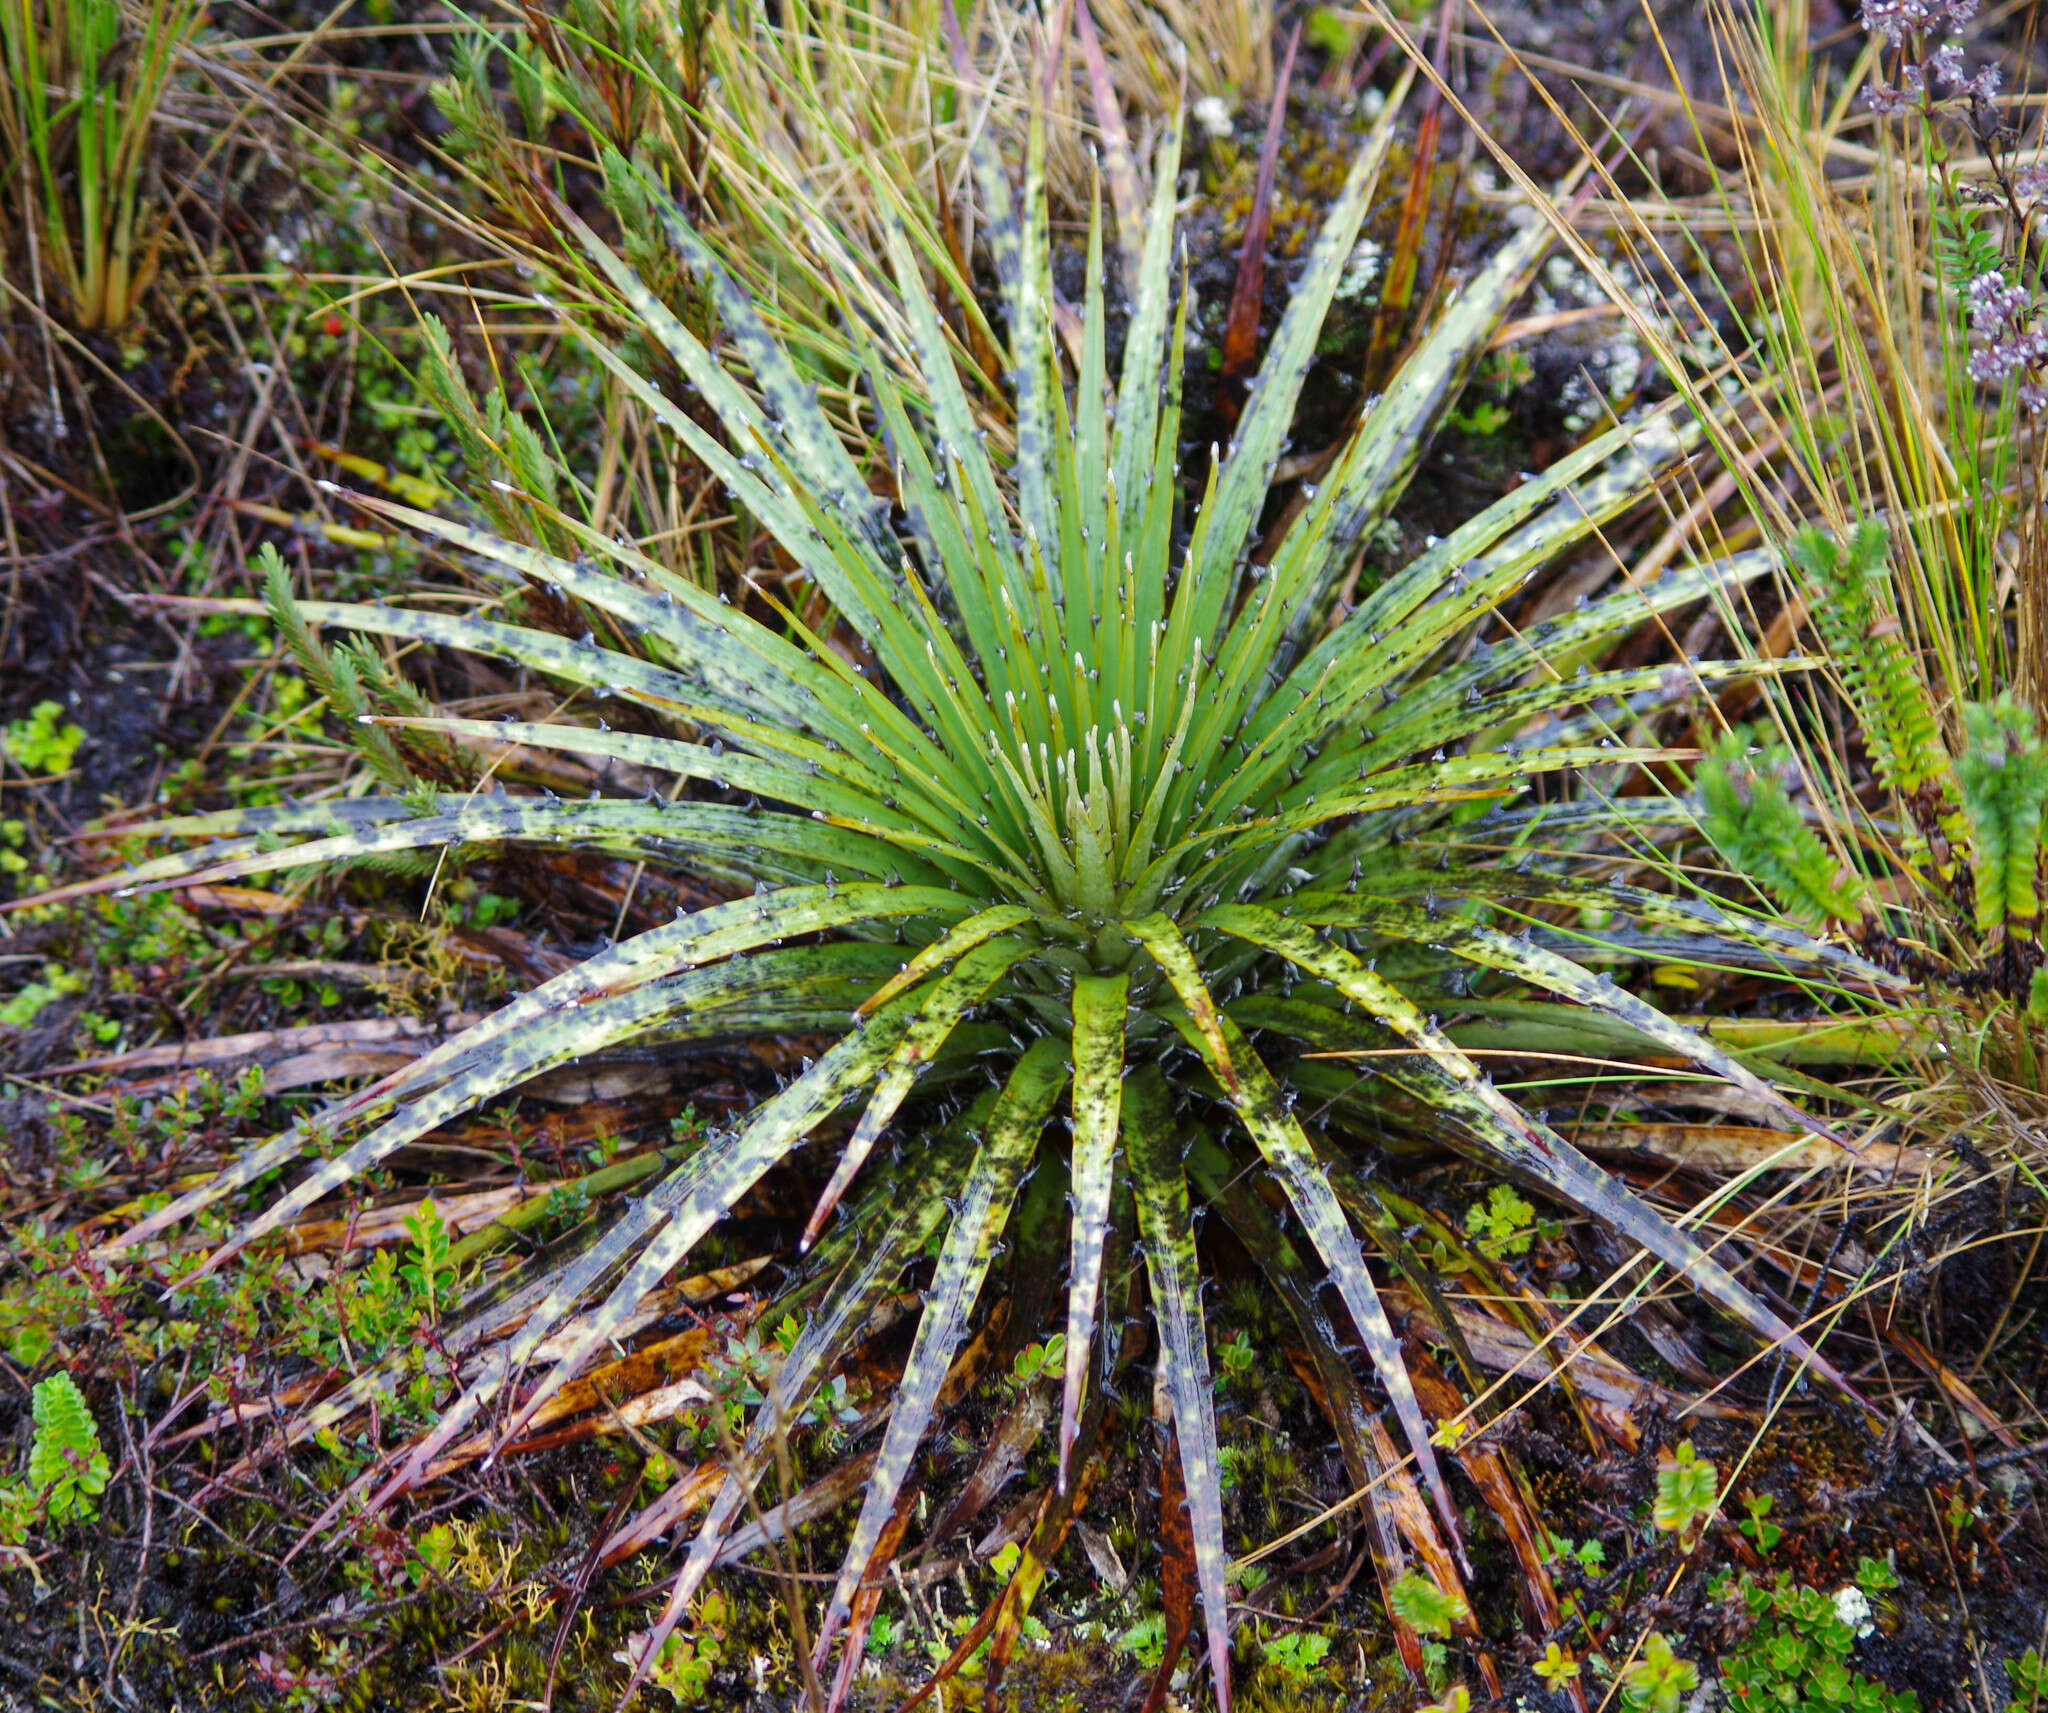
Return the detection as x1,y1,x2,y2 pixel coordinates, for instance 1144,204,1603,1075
0,962,84,1028
1957,696,2048,939
1,1373,110,1546
1114,1612,1168,1669
1652,1441,1719,1547
1621,1633,1700,1713
1542,1528,1607,1575
1215,1329,1260,1389
1737,1492,1783,1554
1698,730,1867,925
398,1197,458,1322
1699,522,2048,1016
1261,1629,1332,1683
1536,1642,1581,1689
1006,1334,1066,1391
616,1591,728,1705
1785,521,1947,807
1,701,85,776
2007,1649,2047,1713
1717,1573,1918,1713
1389,1568,1470,1637
1463,1183,1536,1258
408,1521,456,1586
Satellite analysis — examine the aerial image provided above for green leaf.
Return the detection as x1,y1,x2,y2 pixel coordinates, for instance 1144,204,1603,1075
802,934,1034,1247
1127,911,1464,1554
1124,1065,1234,1713
1059,970,1128,1489
1200,903,1852,1397
27,1374,108,1525
814,1034,1069,1667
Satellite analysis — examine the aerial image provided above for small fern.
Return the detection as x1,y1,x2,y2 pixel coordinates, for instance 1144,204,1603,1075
16,1374,109,1532
1957,696,2048,937
261,545,475,795
1697,731,1868,925
414,316,572,554
1785,523,1948,804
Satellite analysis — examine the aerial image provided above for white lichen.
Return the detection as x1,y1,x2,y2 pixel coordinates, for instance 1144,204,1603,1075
1193,95,1234,139
1832,1584,1876,1639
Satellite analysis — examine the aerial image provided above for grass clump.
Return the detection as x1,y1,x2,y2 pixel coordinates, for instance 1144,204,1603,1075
0,0,203,330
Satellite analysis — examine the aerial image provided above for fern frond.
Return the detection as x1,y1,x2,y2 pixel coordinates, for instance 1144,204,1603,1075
1958,696,2048,936
1786,523,1948,805
1697,731,1868,926
26,1374,108,1524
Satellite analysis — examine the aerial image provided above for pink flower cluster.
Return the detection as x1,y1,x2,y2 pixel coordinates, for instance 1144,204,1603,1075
1861,0,2001,109
1859,0,1979,47
1966,272,2048,408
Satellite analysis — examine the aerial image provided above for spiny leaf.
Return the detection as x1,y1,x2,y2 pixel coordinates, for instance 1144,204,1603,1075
814,1035,1070,1667
802,935,1034,1248
1203,903,1855,1399
1125,1066,1235,1713
1059,971,1127,1491
1126,911,1465,1556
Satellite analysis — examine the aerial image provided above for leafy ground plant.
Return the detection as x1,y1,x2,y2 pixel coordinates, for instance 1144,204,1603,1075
31,76,1895,1709
0,1373,108,1555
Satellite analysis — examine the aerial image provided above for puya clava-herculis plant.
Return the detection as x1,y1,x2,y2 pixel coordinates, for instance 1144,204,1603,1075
38,90,1895,1708
0,0,204,331
1698,520,2048,1022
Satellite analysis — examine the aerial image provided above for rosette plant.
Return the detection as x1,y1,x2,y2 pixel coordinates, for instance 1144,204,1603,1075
69,103,1877,1705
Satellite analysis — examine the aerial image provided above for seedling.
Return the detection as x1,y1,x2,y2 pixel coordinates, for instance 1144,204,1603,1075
1653,1441,1719,1547
1464,1183,1536,1258
1,1374,110,1547
1389,1568,1470,1637
1738,1492,1783,1554
1261,1630,1332,1683
1621,1633,1699,1713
